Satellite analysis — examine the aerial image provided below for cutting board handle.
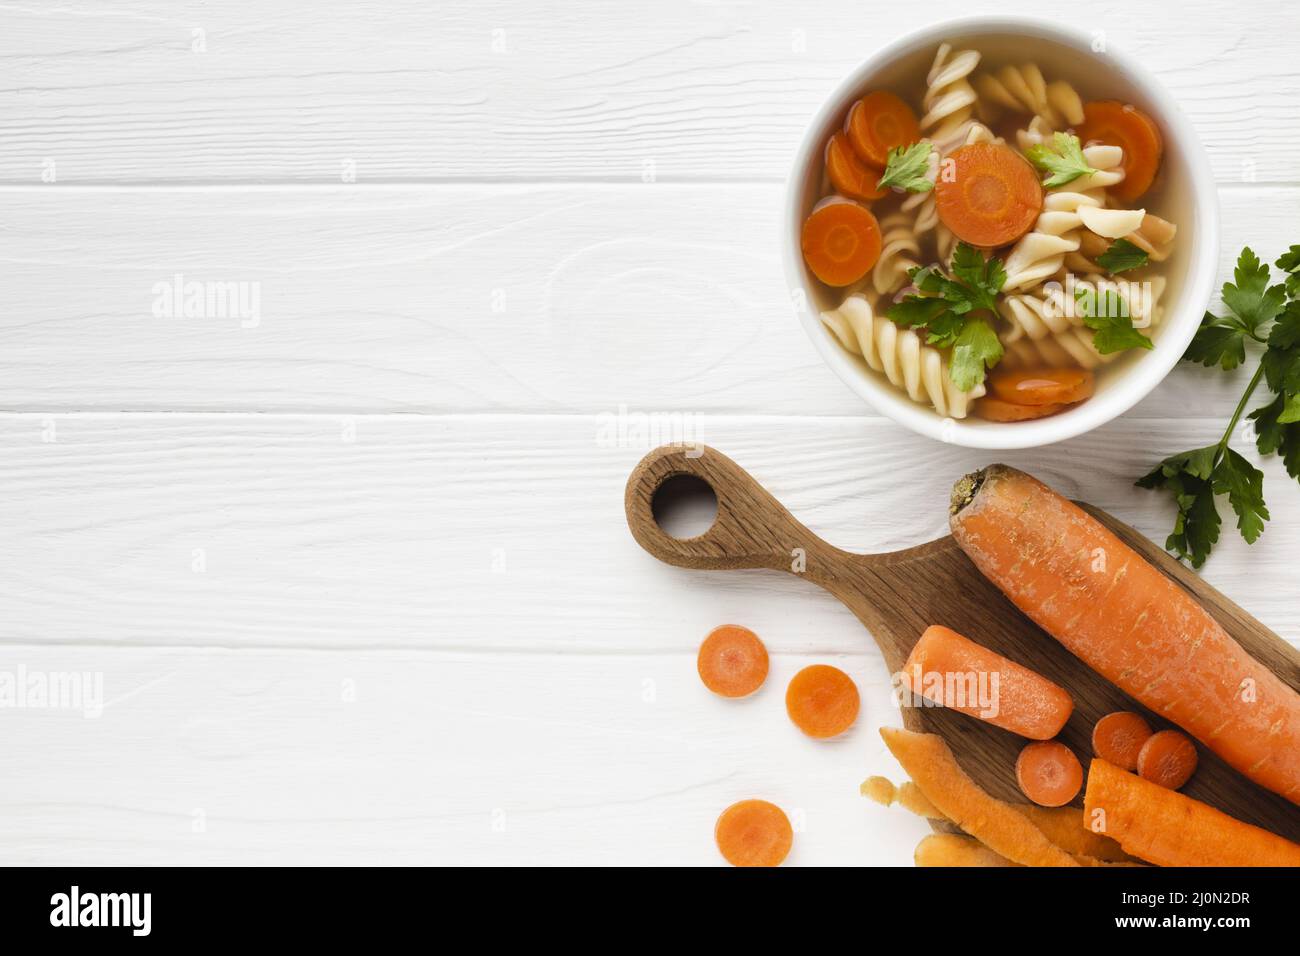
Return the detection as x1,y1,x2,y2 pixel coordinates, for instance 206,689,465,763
625,444,845,576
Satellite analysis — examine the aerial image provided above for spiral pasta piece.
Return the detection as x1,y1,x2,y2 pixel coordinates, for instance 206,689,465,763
820,293,984,418
1001,191,1101,291
919,44,982,154
1001,325,1116,370
998,275,1168,368
873,212,922,295
975,64,1084,130
1072,144,1126,196
901,144,941,235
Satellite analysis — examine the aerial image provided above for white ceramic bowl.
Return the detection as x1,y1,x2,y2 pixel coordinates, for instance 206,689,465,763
782,17,1218,449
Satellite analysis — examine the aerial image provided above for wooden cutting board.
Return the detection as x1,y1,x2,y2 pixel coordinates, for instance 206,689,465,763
625,443,1300,844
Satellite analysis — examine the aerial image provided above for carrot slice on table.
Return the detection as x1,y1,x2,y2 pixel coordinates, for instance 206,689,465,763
800,201,882,287
825,131,887,202
988,367,1094,406
1084,759,1300,867
845,91,920,167
1076,101,1163,202
901,624,1073,739
1016,741,1084,807
697,624,769,698
973,396,1067,422
880,727,1079,866
949,464,1300,806
1136,729,1198,790
1091,711,1153,772
786,664,859,738
934,143,1042,247
714,799,793,867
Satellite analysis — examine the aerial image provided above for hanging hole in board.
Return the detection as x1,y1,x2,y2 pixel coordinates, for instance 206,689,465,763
651,474,718,540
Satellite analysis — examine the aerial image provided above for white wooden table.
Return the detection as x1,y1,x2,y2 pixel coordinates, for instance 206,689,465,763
2,0,1297,866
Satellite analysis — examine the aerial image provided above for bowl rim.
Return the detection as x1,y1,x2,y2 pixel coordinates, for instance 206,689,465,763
781,15,1219,450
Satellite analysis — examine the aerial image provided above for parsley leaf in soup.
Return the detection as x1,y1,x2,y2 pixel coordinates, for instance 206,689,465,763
876,142,935,193
948,318,1004,393
1025,132,1097,188
949,243,1006,313
884,244,1006,391
1075,285,1153,354
1096,238,1150,274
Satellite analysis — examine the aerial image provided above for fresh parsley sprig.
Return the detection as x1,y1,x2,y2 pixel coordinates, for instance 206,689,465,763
876,142,935,193
886,243,1006,392
1136,246,1300,566
1025,132,1097,188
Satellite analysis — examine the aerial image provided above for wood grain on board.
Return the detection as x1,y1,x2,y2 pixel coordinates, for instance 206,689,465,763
626,444,1300,843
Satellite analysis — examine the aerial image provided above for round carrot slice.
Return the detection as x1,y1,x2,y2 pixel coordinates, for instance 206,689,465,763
785,664,859,738
973,396,1067,422
934,143,1043,247
715,799,793,867
1091,711,1153,772
845,91,920,168
697,624,769,698
988,367,1095,406
800,201,881,287
1137,730,1198,790
1076,101,1163,202
825,131,887,202
1015,741,1083,807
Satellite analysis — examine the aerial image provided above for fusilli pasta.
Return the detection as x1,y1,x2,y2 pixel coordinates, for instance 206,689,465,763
919,44,982,154
821,293,984,418
1001,145,1128,290
873,211,921,295
975,64,1084,130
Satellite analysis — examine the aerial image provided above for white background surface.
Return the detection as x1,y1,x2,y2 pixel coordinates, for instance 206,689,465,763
2,1,1298,866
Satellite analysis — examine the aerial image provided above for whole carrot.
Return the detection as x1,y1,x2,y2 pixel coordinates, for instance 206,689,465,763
950,464,1300,806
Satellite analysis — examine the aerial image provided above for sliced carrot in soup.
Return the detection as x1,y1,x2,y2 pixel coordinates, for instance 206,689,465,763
935,143,1042,247
988,367,1094,406
1076,101,1163,202
800,201,881,287
825,131,887,202
846,91,920,168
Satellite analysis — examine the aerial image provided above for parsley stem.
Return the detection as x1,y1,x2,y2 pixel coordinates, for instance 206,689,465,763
1214,362,1267,464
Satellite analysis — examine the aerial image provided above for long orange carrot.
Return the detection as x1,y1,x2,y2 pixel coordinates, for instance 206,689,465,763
902,624,1073,739
950,465,1300,806
1084,759,1300,867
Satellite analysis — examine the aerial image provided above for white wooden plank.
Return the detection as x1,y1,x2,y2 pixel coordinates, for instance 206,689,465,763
2,413,1296,653
0,184,1292,416
0,0,1294,184
0,644,925,864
